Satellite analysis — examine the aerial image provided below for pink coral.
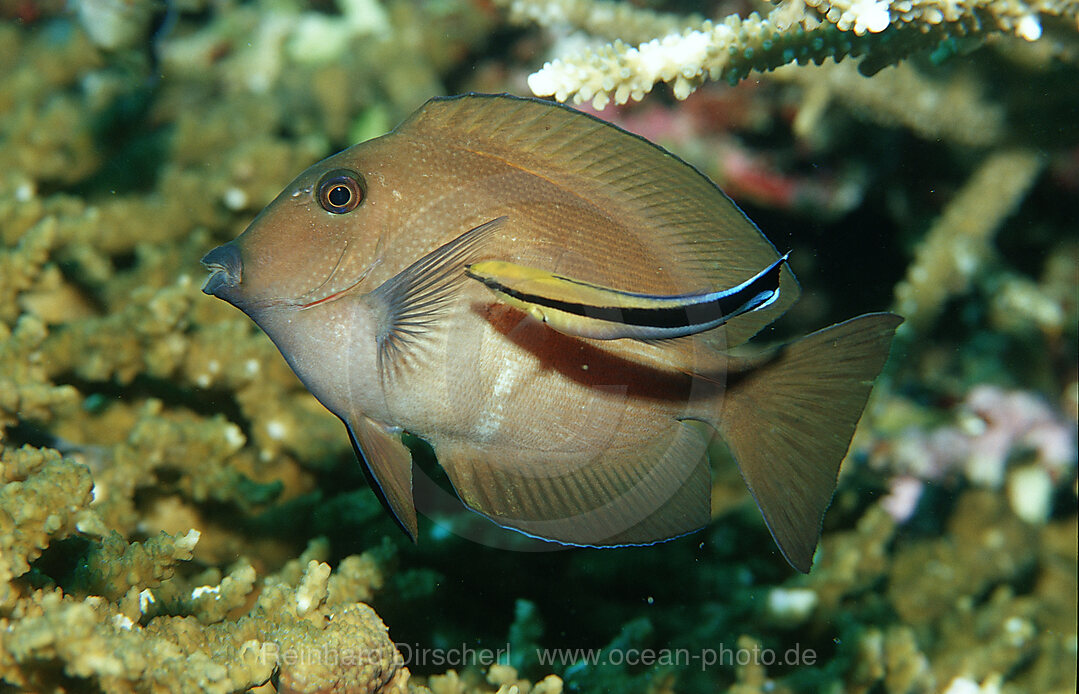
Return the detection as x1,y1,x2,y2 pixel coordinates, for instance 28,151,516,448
873,385,1077,522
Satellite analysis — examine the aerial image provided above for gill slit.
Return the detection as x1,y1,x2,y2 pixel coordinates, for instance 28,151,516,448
293,235,386,310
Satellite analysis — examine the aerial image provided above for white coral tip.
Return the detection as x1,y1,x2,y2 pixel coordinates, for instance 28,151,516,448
528,69,558,97
856,1,891,34
177,529,201,551
1017,15,1042,41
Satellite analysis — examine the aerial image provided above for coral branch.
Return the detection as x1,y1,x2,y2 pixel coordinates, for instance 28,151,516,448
496,0,703,44
892,148,1045,332
515,0,1078,108
770,59,1006,146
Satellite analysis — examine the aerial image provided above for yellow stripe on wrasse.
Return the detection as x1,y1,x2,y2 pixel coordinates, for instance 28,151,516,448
466,255,789,340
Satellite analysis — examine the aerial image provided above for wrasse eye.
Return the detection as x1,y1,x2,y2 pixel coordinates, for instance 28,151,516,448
317,170,365,214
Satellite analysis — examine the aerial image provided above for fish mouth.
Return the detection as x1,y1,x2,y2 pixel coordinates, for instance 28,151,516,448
200,244,243,297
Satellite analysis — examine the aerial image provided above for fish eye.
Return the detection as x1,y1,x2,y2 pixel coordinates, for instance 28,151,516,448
316,170,365,214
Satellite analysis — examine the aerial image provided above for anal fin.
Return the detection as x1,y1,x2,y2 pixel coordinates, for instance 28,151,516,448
346,414,418,540
434,420,713,547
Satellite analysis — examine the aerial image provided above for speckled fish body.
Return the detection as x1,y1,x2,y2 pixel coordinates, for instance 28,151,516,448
202,94,900,571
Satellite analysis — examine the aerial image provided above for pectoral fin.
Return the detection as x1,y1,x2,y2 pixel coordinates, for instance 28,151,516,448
346,414,417,540
367,216,506,378
466,255,787,340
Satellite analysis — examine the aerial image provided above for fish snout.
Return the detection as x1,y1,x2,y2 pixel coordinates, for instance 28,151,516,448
200,243,243,298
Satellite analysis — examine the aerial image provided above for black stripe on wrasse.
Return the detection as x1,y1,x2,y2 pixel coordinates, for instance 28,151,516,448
472,254,789,330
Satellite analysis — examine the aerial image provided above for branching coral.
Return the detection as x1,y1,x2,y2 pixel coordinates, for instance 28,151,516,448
73,528,203,603
892,148,1045,332
508,0,1077,108
0,11,415,690
769,58,1007,146
497,0,703,44
0,316,81,431
0,447,402,691
759,486,1077,692
0,24,103,184
253,560,409,694
2,587,271,693
0,447,99,609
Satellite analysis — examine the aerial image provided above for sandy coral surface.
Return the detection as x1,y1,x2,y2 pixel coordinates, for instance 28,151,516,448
1,1,1076,692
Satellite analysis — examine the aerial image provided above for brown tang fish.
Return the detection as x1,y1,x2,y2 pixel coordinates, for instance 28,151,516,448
201,93,901,572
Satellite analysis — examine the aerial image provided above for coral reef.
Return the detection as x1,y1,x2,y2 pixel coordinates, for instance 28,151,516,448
892,149,1046,333
868,383,1075,515
1,444,404,691
1,0,1076,693
511,0,1078,108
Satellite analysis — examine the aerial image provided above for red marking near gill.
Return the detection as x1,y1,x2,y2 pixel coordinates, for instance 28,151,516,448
298,275,367,309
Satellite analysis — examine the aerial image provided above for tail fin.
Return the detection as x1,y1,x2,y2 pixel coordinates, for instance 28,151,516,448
716,313,902,572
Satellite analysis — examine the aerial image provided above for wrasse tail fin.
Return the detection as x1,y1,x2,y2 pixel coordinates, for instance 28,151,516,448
434,420,713,546
368,216,507,380
346,414,417,540
717,312,902,572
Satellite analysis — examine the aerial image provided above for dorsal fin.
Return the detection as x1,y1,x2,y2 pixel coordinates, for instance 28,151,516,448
395,93,799,348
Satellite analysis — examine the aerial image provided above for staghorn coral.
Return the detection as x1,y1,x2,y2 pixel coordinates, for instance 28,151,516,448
510,0,1078,109
72,528,202,602
892,148,1046,333
769,58,1007,147
497,0,703,45
0,447,404,692
887,490,1040,625
0,23,104,185
255,561,409,694
747,485,1077,693
882,490,1075,690
1,7,432,691
0,315,81,431
2,587,271,693
0,447,101,609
